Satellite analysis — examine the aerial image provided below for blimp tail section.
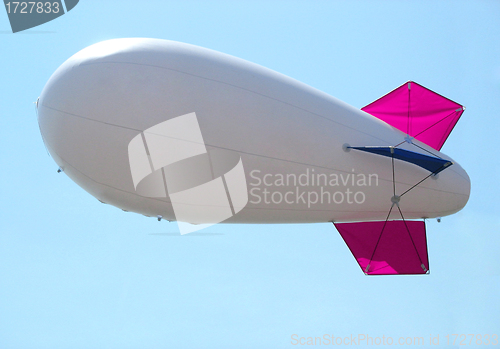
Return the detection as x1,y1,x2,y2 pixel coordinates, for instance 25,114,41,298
335,219,429,275
362,81,465,151
336,81,466,274
333,152,433,275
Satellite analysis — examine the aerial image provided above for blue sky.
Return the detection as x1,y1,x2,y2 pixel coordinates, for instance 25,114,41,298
1,1,499,348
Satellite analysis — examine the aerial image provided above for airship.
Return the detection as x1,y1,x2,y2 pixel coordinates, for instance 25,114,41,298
37,38,470,275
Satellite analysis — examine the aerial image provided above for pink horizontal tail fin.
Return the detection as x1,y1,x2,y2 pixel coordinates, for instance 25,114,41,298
362,81,464,150
335,220,429,275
